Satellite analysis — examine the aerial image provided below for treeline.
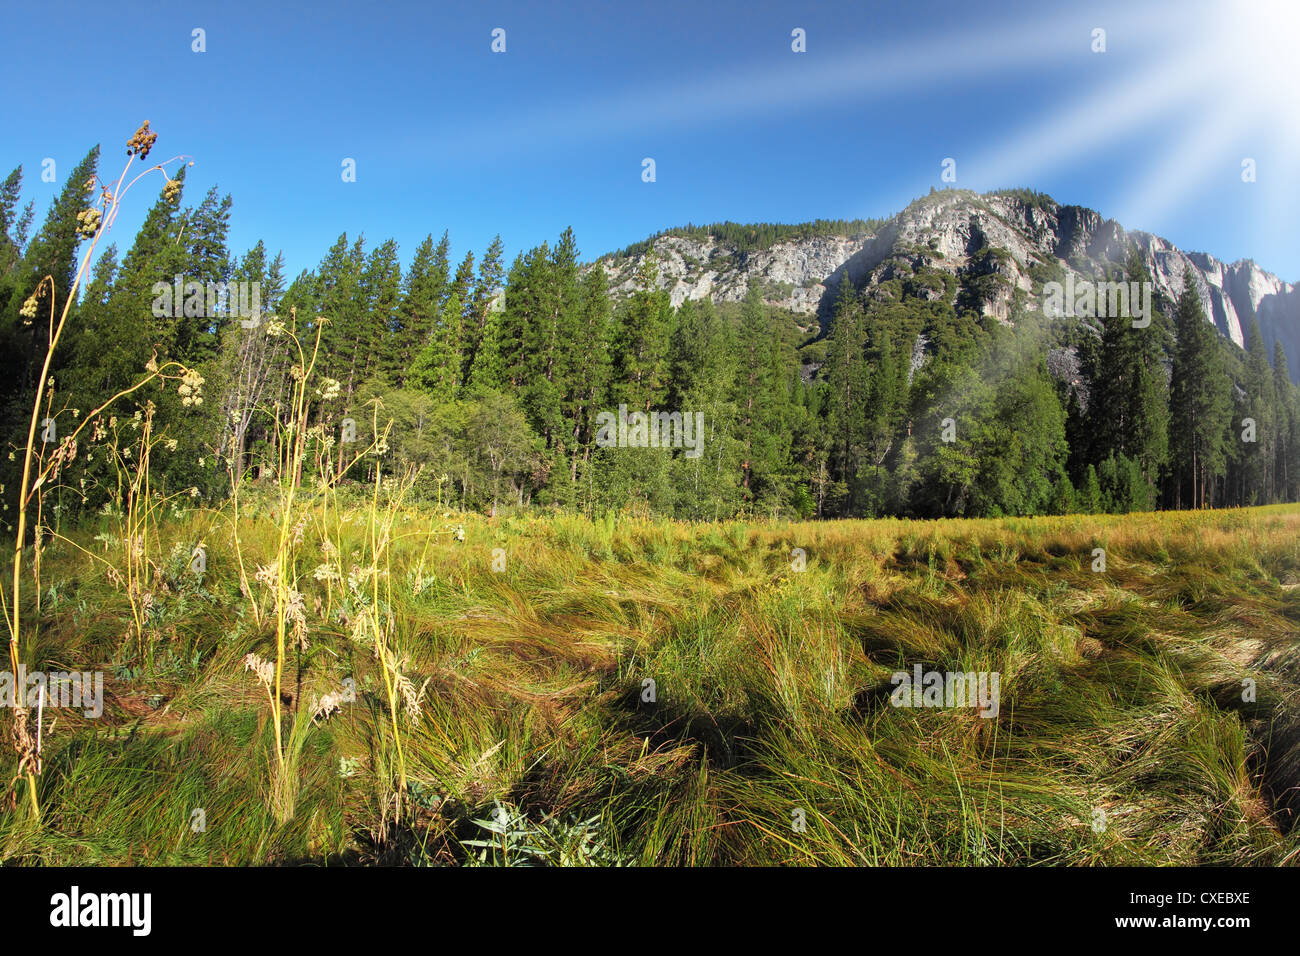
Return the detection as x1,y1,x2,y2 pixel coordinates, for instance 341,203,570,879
611,217,886,260
1,147,1298,522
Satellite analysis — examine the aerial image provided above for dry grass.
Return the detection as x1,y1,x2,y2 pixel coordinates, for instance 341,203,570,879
2,501,1298,865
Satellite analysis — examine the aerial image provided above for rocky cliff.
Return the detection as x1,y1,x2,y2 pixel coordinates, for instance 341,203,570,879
596,189,1300,378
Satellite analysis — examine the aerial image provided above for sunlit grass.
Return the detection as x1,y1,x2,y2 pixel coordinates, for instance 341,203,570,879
2,501,1299,865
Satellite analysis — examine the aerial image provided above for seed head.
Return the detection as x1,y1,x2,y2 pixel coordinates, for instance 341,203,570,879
76,208,101,238
127,121,158,160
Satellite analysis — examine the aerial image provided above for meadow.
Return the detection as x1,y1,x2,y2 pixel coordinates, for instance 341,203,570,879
3,497,1298,866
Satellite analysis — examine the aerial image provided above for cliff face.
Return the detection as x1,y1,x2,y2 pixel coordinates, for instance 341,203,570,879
598,232,868,314
596,190,1300,378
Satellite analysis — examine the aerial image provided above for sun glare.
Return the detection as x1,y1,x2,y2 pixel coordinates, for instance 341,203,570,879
1214,0,1300,120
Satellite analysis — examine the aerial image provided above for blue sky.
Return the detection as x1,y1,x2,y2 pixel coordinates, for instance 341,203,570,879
2,0,1297,281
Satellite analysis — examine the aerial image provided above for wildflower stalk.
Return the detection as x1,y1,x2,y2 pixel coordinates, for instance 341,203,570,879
365,412,408,796
4,124,188,817
265,314,324,808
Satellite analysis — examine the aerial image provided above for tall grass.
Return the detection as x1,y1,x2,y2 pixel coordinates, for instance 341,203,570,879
2,138,1296,856
4,498,1299,865
3,125,194,821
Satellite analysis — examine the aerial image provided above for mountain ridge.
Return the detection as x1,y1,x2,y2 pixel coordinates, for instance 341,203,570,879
594,189,1300,378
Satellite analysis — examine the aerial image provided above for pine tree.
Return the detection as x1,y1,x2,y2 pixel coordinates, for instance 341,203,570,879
394,232,449,383
1169,269,1232,508
65,165,183,407
865,323,905,495
472,247,541,393
174,186,233,362
672,296,740,517
410,290,463,396
756,316,796,515
909,362,992,517
79,244,118,311
1241,317,1275,503
522,228,582,455
356,238,401,384
449,251,475,304
823,275,868,510
734,282,784,505
610,256,671,411
1274,342,1297,500
462,235,504,383
5,146,99,401
0,166,24,279
564,265,613,500
216,241,289,476
969,359,1068,516
314,233,364,388
1089,247,1169,496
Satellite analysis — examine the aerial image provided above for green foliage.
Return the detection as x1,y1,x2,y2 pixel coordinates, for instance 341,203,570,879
610,217,885,260
1,152,1295,526
987,187,1058,211
1087,247,1169,499
1170,268,1234,508
8,505,1300,865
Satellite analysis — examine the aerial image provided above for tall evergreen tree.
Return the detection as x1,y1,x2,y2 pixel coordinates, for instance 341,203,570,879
173,186,233,362
522,228,582,455
314,233,364,389
1169,269,1232,508
393,232,449,382
473,247,542,393
410,290,464,396
564,264,613,498
610,256,671,411
462,235,504,383
65,165,183,407
1241,317,1276,504
4,146,100,401
733,282,786,504
1275,342,1298,501
823,275,868,510
671,296,740,517
356,237,401,384
1089,247,1169,503
0,166,24,281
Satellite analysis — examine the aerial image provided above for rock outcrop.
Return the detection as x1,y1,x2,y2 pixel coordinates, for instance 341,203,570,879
595,190,1300,378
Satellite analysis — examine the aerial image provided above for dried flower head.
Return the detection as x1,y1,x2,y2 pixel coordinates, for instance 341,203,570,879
286,588,308,650
311,690,343,722
76,208,101,238
392,663,430,725
178,368,205,407
244,652,275,690
127,121,158,160
312,562,341,583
